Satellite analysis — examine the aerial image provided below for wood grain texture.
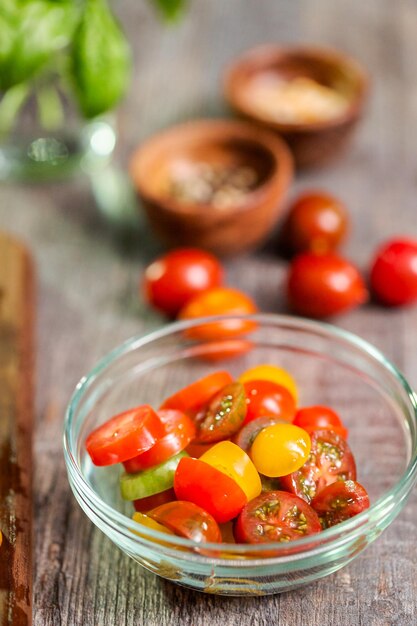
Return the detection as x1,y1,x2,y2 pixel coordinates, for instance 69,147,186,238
0,0,417,624
0,235,33,626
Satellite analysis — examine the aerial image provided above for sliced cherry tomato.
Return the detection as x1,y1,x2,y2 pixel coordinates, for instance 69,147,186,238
132,512,175,536
178,287,257,340
243,380,296,425
120,451,188,501
199,440,262,501
282,191,348,255
287,253,368,318
143,248,223,317
280,429,356,503
185,440,218,458
250,423,311,477
312,480,370,529
123,409,196,472
293,406,348,439
133,488,176,513
174,457,247,523
234,491,321,544
232,415,287,452
160,371,233,414
370,238,417,306
85,405,165,466
149,501,222,543
239,364,298,402
195,382,246,443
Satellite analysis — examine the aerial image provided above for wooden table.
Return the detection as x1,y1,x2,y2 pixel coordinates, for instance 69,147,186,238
1,0,417,623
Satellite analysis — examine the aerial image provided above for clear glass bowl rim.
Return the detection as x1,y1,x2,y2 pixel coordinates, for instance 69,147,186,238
63,313,417,563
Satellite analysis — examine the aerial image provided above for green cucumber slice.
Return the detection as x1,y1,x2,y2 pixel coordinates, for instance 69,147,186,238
120,450,188,501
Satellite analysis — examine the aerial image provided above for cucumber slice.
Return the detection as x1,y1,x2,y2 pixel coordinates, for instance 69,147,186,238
120,450,188,501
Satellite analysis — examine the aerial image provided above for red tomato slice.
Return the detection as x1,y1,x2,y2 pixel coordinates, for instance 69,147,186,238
234,490,321,544
232,415,287,452
123,409,196,472
292,405,348,439
149,501,222,543
160,371,233,414
312,480,370,528
174,457,247,523
280,429,356,503
85,405,165,466
243,380,296,425
133,488,176,513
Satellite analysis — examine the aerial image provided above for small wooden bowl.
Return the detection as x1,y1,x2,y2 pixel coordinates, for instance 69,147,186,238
130,119,293,256
224,45,369,167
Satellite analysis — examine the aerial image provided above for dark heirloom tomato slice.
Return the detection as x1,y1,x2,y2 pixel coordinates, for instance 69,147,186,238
312,480,370,529
85,405,165,466
243,380,296,425
123,409,196,473
195,382,247,443
234,491,321,544
149,501,222,543
174,457,247,523
293,405,348,439
133,488,176,512
160,371,233,414
232,415,287,452
280,429,356,503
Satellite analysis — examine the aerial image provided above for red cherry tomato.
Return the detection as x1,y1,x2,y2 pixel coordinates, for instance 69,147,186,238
178,287,258,340
234,491,321,544
123,410,196,472
174,457,247,523
283,191,348,254
232,415,287,452
243,380,296,425
287,253,368,318
312,480,370,528
293,406,348,440
280,429,356,503
133,488,176,513
160,371,233,414
194,382,247,443
85,405,165,466
143,248,223,317
370,238,417,306
148,501,222,543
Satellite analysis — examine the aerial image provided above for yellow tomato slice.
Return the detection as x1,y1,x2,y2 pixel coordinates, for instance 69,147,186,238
200,440,262,501
239,364,298,402
250,423,311,477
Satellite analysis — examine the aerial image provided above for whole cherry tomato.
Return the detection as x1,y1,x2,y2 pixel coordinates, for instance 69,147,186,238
311,480,370,529
143,248,223,317
287,253,368,318
293,406,348,440
282,191,348,254
178,287,257,340
370,238,417,306
243,380,296,425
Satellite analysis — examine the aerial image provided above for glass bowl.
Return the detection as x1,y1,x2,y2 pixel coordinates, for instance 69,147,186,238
63,314,417,596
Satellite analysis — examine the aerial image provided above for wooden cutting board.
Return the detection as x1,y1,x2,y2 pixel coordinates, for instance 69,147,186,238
0,234,33,626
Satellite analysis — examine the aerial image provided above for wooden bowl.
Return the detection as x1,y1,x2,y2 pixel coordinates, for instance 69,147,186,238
224,45,369,167
129,119,293,256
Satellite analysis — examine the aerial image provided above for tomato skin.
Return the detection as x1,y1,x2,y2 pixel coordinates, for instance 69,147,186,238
195,382,247,443
283,191,348,254
287,253,368,318
178,287,258,340
174,457,247,523
143,248,223,317
280,429,356,503
293,406,348,440
312,480,370,528
85,405,165,466
133,488,176,513
370,239,417,306
120,451,188,501
239,364,298,402
149,500,222,543
234,491,321,544
250,423,311,477
243,380,296,425
123,409,196,472
233,415,287,452
160,371,233,414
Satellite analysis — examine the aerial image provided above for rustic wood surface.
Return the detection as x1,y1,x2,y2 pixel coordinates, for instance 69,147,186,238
0,235,33,626
0,0,416,624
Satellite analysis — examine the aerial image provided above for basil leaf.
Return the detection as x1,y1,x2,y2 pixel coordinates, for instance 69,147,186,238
151,0,186,21
71,0,131,119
